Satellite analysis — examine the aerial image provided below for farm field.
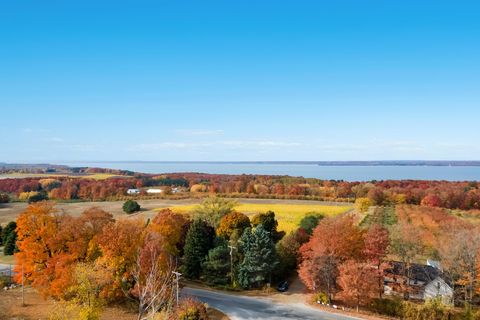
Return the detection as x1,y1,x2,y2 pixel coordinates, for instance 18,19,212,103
169,202,353,233
0,172,127,180
0,198,351,227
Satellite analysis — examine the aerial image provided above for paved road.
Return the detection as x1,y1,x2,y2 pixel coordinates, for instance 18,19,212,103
182,287,363,320
0,263,13,277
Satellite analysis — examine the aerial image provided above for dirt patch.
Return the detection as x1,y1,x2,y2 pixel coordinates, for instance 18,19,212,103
0,287,136,320
0,199,200,225
0,287,228,320
207,307,230,320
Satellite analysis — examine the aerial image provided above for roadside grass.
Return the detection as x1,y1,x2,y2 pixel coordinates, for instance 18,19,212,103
0,173,127,180
0,286,228,320
167,203,352,233
0,247,15,265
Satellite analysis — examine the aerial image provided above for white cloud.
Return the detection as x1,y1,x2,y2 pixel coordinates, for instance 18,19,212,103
22,128,52,134
175,129,224,136
48,137,64,143
129,140,305,152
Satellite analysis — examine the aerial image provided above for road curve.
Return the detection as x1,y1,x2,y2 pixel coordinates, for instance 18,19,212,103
182,287,364,320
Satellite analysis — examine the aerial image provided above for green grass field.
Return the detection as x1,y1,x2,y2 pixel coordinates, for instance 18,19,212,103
168,203,353,233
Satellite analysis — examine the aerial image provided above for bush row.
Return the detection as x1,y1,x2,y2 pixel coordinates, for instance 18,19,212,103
370,298,479,320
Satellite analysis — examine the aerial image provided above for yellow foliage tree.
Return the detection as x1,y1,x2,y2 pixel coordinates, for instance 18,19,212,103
355,197,372,213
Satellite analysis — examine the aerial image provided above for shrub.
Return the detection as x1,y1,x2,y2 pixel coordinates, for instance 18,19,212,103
122,200,140,214
170,298,209,320
403,299,455,320
0,275,12,289
190,184,207,193
28,191,48,203
0,193,9,203
370,298,459,320
18,191,38,201
312,292,329,305
370,298,403,317
18,191,48,203
299,213,323,235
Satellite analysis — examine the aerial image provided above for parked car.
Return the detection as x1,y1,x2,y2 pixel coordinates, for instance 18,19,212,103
276,281,289,292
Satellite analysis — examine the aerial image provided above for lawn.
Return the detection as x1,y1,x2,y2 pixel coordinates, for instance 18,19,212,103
168,203,353,233
0,247,15,265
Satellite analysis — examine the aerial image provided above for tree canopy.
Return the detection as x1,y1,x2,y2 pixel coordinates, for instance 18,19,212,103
192,197,238,228
238,225,278,289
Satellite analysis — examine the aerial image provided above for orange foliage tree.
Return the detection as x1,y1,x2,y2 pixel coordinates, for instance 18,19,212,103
338,260,379,311
363,224,389,297
216,211,251,240
95,218,145,300
150,209,190,257
298,215,365,301
15,203,114,298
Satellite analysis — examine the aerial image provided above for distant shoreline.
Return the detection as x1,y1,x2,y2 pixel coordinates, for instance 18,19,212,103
3,161,480,181
40,160,480,167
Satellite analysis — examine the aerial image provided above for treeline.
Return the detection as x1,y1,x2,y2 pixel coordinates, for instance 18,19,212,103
1,172,479,210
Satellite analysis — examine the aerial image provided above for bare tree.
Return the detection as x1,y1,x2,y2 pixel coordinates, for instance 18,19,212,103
389,222,424,300
131,234,176,320
438,226,480,305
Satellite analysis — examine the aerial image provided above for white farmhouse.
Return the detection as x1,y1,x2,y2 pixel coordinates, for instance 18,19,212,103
127,188,140,195
146,188,163,194
384,261,453,305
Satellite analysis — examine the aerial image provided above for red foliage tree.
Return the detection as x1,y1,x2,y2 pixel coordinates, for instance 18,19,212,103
298,215,365,301
421,193,443,207
338,260,379,311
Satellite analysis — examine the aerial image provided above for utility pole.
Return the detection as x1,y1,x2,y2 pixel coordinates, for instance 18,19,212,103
172,271,182,306
228,245,236,286
21,263,25,307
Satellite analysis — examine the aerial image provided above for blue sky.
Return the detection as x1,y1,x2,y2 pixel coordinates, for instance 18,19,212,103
1,1,480,162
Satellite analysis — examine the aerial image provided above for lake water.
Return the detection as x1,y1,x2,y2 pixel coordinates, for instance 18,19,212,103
55,162,480,182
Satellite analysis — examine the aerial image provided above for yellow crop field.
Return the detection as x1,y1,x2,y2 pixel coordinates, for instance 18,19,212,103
81,173,127,180
0,173,126,180
168,203,352,233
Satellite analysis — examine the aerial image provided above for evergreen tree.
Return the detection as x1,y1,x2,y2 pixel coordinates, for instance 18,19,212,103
251,211,285,242
2,221,16,245
4,231,17,255
201,238,231,286
0,225,3,246
299,213,324,235
122,200,141,214
182,219,214,279
238,225,279,289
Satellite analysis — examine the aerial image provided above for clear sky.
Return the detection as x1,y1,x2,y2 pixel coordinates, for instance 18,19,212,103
1,1,480,162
